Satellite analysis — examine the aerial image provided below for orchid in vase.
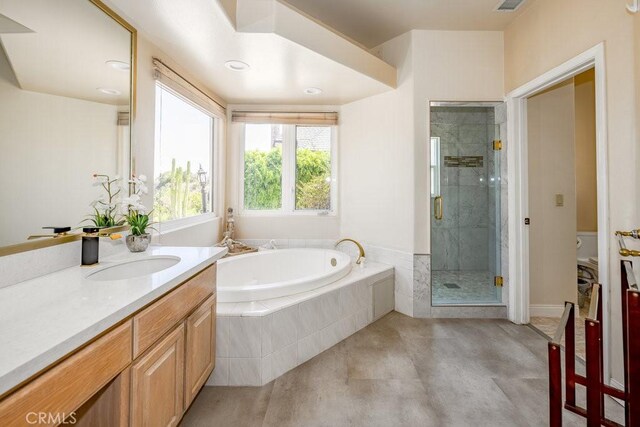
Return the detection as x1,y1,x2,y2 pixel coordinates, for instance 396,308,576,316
121,175,155,252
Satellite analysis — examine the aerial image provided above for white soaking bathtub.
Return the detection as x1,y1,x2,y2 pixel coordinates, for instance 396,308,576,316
217,248,352,302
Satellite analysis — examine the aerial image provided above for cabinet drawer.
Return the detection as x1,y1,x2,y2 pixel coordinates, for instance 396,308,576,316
0,321,132,427
184,294,216,408
133,264,216,358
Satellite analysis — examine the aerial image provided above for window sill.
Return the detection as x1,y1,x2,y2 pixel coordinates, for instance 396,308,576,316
156,212,220,234
238,210,337,218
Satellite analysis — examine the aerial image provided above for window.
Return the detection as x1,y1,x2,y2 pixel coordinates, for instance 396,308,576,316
430,137,441,197
295,126,332,210
243,124,283,210
242,124,336,214
154,83,214,221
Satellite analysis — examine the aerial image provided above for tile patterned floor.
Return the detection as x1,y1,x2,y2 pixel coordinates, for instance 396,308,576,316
432,270,502,304
182,312,623,427
530,302,589,361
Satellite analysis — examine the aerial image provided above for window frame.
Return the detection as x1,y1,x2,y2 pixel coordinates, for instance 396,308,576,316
239,123,338,217
153,81,222,232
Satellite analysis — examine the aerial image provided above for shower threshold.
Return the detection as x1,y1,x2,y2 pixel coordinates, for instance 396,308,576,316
432,270,503,305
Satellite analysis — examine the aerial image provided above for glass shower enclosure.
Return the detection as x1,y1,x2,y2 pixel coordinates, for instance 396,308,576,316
430,102,503,305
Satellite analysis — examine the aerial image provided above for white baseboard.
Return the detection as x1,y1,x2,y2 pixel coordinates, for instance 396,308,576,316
529,304,566,317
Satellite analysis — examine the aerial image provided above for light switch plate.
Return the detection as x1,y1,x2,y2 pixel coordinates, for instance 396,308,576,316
555,193,564,207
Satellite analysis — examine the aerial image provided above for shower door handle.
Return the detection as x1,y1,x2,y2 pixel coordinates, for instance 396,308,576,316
434,196,443,220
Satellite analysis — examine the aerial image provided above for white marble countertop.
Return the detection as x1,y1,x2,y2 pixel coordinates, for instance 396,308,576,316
0,245,227,396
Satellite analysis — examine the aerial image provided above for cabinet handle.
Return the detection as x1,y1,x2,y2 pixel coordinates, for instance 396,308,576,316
434,196,443,220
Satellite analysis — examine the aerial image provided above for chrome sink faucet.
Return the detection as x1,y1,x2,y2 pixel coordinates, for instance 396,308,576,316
335,238,366,265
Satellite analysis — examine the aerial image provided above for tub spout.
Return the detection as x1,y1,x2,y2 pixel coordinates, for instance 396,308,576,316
335,238,366,265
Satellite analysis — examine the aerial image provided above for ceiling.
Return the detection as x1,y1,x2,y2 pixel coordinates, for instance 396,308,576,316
0,0,131,106
104,0,395,105
283,0,536,48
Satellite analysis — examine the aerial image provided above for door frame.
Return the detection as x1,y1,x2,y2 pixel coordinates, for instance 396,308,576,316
505,43,610,378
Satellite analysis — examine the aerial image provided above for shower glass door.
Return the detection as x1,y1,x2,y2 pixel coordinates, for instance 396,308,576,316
430,103,502,305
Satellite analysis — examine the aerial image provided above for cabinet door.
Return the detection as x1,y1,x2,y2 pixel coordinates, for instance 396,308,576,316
184,294,216,408
131,324,185,427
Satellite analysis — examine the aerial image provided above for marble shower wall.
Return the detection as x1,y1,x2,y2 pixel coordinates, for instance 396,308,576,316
430,107,497,273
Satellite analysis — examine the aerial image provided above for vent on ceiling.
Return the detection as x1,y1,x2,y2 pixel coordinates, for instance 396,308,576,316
495,0,527,12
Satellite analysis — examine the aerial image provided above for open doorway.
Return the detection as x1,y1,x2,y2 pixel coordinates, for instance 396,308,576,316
525,69,598,360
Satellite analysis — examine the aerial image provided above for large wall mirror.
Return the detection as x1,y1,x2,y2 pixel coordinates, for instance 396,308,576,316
0,0,136,252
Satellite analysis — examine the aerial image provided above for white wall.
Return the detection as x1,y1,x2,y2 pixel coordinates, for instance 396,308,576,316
340,32,415,252
340,30,504,254
527,80,577,308
134,35,224,246
0,46,119,246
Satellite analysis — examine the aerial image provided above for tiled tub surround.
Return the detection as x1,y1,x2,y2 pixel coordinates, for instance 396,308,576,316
241,239,415,317
237,240,502,319
207,262,394,386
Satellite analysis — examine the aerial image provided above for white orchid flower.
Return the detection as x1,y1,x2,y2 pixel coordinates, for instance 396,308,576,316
138,174,147,183
137,183,149,195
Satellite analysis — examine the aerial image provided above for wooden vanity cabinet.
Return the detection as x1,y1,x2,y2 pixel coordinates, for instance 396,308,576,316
129,264,216,427
0,262,217,427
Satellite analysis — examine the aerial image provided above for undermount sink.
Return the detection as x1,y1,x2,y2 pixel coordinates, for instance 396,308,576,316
87,256,181,281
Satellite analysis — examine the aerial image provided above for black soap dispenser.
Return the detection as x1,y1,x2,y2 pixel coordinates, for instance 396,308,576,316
82,227,101,266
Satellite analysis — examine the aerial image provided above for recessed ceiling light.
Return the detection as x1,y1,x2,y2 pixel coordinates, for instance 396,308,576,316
105,60,130,71
224,60,250,71
304,87,323,95
97,87,121,96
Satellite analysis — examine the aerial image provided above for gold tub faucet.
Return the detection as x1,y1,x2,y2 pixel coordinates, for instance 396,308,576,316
335,238,366,265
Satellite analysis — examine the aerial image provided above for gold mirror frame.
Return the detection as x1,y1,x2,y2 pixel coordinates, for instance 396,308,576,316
0,0,137,258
